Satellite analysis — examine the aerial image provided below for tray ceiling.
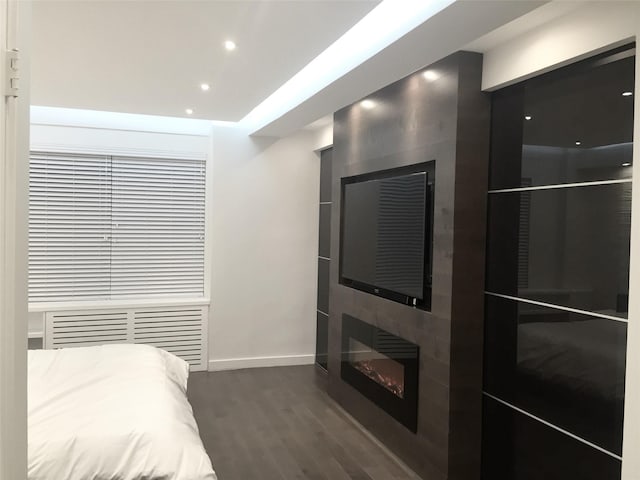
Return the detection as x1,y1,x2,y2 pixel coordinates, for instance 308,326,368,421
31,1,380,121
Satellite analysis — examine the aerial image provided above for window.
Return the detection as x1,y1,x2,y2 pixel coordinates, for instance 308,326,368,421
29,152,206,303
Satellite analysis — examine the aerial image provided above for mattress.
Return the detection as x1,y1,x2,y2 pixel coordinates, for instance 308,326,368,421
28,344,217,480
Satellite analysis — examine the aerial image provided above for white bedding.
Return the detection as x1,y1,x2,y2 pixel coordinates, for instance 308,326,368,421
28,344,217,480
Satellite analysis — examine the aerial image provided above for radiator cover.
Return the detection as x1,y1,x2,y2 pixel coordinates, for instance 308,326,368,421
44,305,208,371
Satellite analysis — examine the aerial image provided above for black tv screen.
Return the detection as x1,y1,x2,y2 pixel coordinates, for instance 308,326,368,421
340,165,433,308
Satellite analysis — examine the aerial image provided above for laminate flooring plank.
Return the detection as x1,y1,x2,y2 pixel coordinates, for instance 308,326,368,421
268,439,310,480
296,398,403,480
188,366,420,480
290,403,375,478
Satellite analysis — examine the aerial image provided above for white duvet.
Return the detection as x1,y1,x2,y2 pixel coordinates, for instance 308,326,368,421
28,344,217,480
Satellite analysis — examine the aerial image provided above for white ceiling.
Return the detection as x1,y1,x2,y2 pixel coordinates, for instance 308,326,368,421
31,0,380,122
31,0,553,136
254,0,547,136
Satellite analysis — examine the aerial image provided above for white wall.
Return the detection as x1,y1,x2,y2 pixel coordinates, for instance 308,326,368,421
30,110,211,158
208,126,321,371
481,2,639,91
310,122,333,152
480,3,640,478
28,109,324,372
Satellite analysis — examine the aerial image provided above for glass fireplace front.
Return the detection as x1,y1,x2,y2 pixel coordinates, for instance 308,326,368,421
349,338,405,398
341,314,419,432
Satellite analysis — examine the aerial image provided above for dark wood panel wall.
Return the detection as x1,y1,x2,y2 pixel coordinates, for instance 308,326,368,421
327,51,490,480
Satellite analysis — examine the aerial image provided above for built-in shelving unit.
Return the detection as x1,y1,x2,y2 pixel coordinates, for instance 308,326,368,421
315,147,332,371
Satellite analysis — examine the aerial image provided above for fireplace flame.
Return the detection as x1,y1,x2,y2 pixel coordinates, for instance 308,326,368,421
353,359,405,398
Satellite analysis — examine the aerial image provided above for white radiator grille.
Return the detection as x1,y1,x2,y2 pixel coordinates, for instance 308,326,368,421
133,308,205,367
47,310,129,348
45,305,208,370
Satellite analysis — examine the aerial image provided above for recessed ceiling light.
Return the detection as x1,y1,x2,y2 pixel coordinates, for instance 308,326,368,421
622,91,633,97
622,162,632,167
185,108,194,115
422,70,439,81
360,99,376,110
524,115,532,121
575,141,581,146
224,40,236,51
200,83,210,91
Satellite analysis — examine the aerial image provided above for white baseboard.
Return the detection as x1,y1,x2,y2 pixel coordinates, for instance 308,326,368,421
208,354,315,372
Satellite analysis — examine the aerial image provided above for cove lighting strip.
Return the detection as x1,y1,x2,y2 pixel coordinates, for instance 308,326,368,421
30,106,228,136
240,0,456,132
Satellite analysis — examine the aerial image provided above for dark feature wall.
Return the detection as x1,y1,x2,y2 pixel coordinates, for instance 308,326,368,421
328,51,490,480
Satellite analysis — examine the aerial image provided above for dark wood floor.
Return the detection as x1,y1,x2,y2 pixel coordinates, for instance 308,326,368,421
188,365,422,480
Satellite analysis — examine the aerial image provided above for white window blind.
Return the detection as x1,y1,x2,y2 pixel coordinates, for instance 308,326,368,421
111,156,206,297
29,153,112,301
28,152,206,303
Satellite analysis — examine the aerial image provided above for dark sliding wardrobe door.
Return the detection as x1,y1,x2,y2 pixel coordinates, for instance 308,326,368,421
482,44,634,479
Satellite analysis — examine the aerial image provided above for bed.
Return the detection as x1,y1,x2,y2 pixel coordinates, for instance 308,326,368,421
28,344,217,480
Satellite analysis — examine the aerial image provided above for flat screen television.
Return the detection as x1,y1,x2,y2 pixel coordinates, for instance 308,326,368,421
340,163,434,309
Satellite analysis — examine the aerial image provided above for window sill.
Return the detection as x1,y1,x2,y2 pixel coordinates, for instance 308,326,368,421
29,297,210,313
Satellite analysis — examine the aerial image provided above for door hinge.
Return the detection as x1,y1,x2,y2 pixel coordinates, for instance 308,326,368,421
4,49,19,98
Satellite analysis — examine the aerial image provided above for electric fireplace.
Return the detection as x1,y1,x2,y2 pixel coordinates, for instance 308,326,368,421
341,314,419,432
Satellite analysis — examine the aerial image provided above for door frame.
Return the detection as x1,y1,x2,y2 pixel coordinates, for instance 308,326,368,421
0,0,29,477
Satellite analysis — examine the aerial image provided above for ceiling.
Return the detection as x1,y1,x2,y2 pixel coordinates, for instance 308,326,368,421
254,0,546,135
31,0,551,136
31,0,379,122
